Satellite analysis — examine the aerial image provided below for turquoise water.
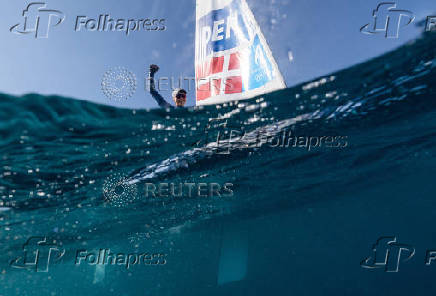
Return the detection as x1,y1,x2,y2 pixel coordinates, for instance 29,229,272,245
0,32,436,295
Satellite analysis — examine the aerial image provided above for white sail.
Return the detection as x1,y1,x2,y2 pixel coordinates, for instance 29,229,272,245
195,0,286,106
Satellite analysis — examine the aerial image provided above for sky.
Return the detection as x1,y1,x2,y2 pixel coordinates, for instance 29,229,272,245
0,0,433,109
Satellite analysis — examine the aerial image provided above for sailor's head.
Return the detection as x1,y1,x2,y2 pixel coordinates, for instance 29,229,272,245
172,88,187,107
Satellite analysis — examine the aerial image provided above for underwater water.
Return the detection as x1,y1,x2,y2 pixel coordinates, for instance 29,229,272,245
0,31,436,295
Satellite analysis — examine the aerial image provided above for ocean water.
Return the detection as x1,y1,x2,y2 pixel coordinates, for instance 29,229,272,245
0,31,435,295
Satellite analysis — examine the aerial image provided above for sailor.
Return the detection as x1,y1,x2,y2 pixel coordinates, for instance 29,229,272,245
148,64,187,108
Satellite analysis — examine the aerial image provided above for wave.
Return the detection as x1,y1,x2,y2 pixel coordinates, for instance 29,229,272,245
0,31,435,248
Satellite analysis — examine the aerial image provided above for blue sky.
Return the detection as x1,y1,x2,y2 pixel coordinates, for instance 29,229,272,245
0,0,433,108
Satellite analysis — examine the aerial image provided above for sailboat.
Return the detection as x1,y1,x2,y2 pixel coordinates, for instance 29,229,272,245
195,0,286,106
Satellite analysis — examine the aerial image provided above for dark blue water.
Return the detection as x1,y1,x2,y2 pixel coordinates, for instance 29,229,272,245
0,31,435,295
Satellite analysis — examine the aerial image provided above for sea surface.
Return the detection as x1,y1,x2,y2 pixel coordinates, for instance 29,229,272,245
0,32,435,295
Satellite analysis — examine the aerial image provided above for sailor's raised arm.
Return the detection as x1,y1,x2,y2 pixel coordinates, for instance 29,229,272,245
148,64,172,108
